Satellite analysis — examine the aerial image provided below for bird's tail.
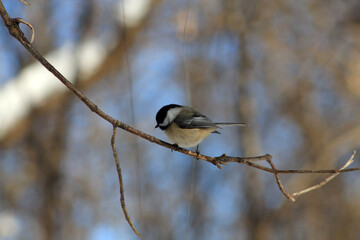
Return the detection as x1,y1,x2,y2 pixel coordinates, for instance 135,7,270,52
215,122,246,128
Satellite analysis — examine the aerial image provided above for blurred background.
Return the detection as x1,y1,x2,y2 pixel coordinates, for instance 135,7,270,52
1,0,360,239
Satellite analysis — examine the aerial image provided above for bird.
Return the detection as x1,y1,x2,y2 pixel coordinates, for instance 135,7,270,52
155,104,246,150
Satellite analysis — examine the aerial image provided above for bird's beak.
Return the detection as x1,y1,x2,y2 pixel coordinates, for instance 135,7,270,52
155,124,159,128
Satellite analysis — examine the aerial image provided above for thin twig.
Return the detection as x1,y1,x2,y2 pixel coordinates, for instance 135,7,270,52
266,159,296,202
16,18,34,43
119,0,144,234
292,151,356,198
183,0,191,104
111,126,141,238
18,0,30,6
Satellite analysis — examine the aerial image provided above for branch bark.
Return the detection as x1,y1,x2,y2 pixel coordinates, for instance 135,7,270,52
111,126,141,238
291,151,356,198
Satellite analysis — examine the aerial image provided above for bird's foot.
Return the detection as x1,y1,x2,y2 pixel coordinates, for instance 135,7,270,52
195,145,200,160
171,143,180,152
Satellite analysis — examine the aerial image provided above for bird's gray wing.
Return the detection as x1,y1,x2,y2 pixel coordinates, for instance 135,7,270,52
175,115,218,129
171,106,218,129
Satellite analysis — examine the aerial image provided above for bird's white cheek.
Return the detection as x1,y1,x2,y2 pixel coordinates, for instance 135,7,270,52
166,107,182,122
159,117,169,127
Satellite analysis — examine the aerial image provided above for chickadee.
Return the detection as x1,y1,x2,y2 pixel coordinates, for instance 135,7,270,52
155,104,245,148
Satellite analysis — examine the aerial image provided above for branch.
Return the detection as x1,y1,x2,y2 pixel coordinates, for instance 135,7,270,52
291,151,356,198
1,0,359,214
0,3,359,173
111,126,141,238
16,18,34,42
18,0,30,6
266,159,295,202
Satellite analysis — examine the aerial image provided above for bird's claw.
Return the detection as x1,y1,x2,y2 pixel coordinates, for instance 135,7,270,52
171,144,180,152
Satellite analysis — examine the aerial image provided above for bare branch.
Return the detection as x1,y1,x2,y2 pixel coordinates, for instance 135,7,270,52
0,0,359,170
0,0,359,209
0,5,359,175
266,159,296,202
111,126,141,238
291,151,356,198
18,0,30,6
15,18,34,43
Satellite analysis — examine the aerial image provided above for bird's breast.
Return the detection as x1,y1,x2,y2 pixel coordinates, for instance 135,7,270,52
164,123,215,148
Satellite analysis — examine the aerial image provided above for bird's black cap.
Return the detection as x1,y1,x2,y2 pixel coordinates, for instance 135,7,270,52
155,104,182,129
